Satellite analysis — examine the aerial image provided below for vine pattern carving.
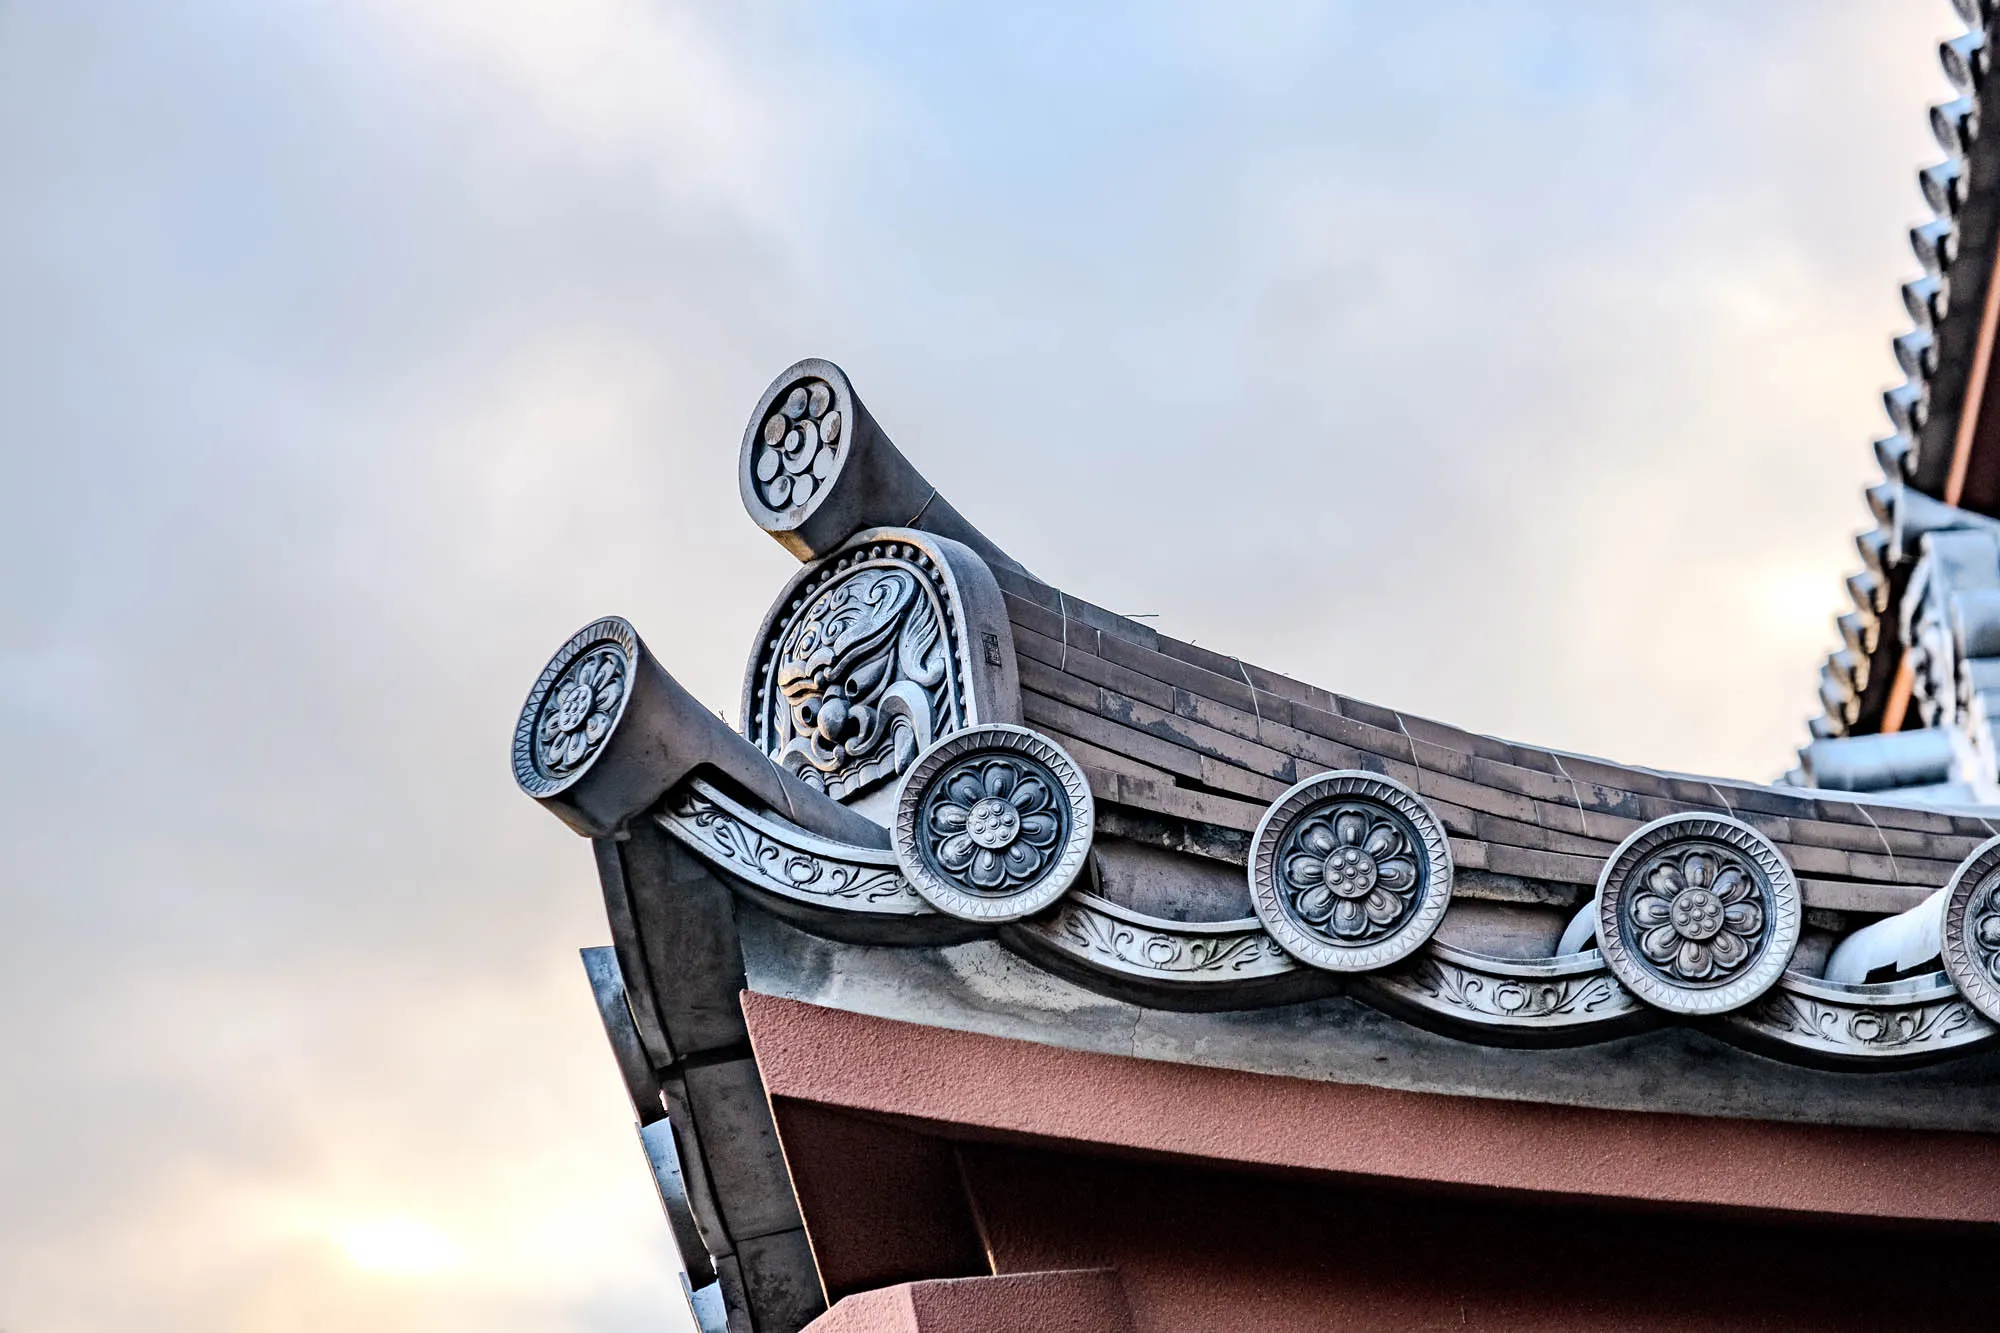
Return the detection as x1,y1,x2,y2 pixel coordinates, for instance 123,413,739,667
1399,956,1637,1023
660,784,922,910
1038,900,1293,978
1740,988,1984,1055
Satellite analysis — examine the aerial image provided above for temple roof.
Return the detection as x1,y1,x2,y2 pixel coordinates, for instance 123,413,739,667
518,356,2000,1330
1802,0,2000,801
506,24,2000,1321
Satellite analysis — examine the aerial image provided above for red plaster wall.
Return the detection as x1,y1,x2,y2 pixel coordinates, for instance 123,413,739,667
747,995,2000,1330
804,1269,1132,1333
775,1098,986,1298
959,1142,1996,1332
744,992,2000,1224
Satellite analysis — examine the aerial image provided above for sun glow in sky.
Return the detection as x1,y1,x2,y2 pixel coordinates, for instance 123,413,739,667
0,2,1963,1330
1757,565,1853,640
332,1217,466,1276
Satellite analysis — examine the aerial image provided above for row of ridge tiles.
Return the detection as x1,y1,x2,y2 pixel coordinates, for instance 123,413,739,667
992,564,1996,919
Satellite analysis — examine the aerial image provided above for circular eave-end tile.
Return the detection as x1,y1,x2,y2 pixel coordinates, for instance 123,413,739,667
1594,813,1800,1016
1249,770,1452,973
892,724,1094,923
741,360,851,533
1940,835,2000,1025
513,616,639,799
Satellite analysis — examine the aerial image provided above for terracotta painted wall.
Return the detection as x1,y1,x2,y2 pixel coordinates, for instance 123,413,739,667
805,1269,1132,1333
749,993,2000,1331
956,1143,1995,1332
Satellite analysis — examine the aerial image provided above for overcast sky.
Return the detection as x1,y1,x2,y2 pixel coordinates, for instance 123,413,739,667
0,2,1957,1329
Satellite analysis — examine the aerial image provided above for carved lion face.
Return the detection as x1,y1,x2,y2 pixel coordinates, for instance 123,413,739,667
772,565,950,801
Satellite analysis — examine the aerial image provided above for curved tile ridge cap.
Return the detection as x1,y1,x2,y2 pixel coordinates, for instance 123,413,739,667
737,358,1026,576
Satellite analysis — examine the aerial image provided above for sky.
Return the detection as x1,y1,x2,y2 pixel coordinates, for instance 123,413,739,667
0,2,1959,1329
